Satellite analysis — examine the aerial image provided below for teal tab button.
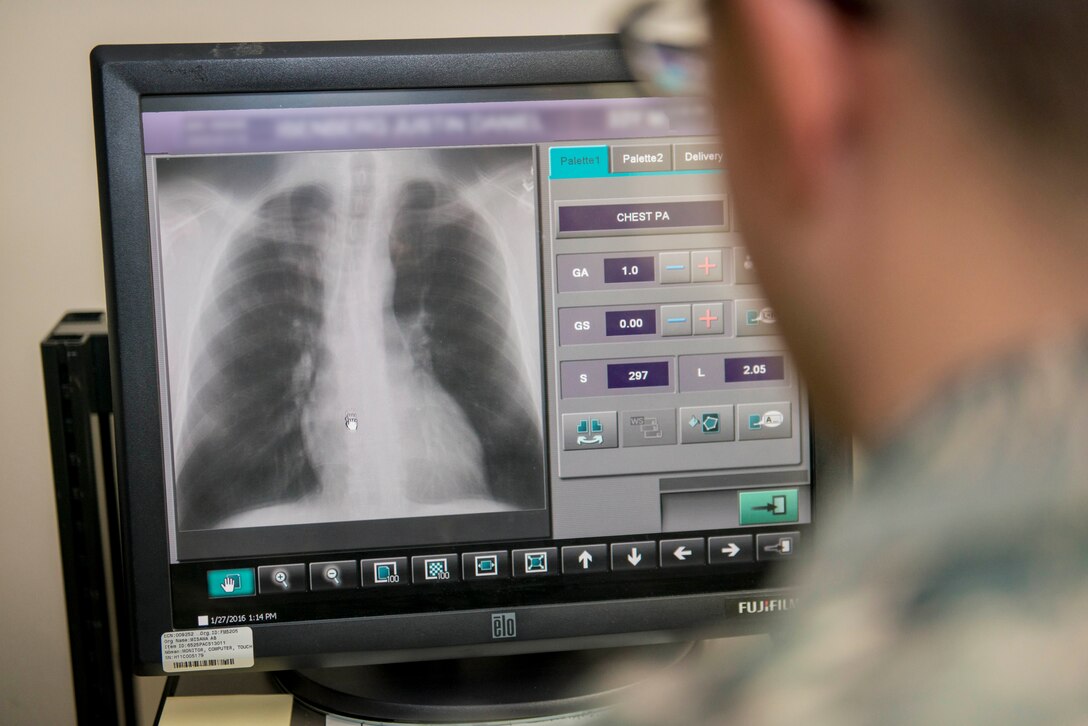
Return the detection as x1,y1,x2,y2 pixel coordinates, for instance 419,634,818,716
207,568,256,598
550,145,610,179
738,489,800,526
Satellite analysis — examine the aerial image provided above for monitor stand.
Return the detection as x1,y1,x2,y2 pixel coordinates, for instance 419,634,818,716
275,641,698,724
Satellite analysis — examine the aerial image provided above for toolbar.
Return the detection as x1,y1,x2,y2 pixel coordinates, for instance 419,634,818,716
204,528,801,599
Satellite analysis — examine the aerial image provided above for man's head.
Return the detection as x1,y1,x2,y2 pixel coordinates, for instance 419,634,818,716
700,0,1088,442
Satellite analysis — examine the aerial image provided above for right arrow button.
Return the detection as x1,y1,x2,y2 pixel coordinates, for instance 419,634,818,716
708,535,755,565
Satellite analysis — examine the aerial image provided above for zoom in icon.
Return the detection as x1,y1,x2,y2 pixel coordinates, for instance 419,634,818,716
257,564,305,594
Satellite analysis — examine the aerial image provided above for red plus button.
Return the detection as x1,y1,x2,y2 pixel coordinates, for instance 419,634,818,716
690,250,724,282
693,302,725,336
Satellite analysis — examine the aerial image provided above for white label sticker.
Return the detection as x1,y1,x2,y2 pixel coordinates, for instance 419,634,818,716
161,627,254,673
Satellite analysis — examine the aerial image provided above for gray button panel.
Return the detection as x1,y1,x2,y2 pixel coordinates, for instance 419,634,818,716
549,132,803,484
611,144,672,173
737,402,792,441
562,411,619,450
679,405,735,444
620,409,678,447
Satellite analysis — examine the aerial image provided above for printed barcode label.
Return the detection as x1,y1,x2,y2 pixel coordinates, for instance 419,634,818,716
161,627,253,673
171,658,235,669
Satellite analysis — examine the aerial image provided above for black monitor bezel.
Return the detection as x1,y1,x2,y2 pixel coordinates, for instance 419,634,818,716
92,35,850,676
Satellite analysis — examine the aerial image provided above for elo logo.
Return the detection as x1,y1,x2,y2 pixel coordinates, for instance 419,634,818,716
491,612,517,639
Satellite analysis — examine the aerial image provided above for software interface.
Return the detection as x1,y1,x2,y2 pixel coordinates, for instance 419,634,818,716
141,87,809,625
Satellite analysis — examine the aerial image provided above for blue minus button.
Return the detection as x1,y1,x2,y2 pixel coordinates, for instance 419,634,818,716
207,568,256,598
550,145,610,179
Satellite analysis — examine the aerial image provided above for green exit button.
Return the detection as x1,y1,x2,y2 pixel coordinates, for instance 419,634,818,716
738,489,799,525
207,568,256,598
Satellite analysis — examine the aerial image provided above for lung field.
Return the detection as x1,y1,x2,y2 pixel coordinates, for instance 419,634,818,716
388,179,544,510
175,185,333,530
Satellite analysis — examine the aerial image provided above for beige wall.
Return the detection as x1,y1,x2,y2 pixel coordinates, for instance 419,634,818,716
0,2,630,723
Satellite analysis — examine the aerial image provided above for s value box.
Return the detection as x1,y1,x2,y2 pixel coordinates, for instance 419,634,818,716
560,358,675,398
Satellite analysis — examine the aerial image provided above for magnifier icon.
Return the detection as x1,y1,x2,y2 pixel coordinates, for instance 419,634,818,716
325,567,341,586
273,569,289,589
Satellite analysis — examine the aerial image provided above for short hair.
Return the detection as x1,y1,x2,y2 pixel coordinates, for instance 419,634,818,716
896,0,1088,178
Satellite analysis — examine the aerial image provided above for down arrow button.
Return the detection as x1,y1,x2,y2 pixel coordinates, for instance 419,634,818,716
610,541,659,571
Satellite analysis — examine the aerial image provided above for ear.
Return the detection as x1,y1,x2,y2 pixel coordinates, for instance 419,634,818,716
714,0,859,211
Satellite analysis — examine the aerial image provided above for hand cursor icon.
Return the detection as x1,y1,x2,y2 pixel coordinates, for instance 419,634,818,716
221,576,238,593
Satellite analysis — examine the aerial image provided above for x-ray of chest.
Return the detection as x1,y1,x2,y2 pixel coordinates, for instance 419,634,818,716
154,147,545,531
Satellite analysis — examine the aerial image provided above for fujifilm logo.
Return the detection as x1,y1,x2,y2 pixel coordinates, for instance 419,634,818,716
737,597,798,615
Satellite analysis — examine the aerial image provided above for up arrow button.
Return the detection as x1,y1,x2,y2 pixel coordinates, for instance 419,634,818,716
561,544,608,574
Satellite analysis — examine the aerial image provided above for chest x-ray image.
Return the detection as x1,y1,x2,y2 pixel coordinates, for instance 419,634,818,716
153,146,545,531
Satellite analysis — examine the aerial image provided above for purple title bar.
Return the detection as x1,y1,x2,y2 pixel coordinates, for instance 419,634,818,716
142,97,712,156
558,201,725,235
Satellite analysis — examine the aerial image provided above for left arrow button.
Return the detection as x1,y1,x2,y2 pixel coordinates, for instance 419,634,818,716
660,538,706,568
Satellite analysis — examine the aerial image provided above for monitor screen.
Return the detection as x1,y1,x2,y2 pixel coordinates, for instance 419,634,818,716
94,37,846,677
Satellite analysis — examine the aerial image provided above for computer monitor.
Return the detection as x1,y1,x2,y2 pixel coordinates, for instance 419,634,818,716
92,35,848,713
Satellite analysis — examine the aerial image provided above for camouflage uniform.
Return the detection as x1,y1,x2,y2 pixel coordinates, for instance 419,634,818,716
607,330,1088,725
